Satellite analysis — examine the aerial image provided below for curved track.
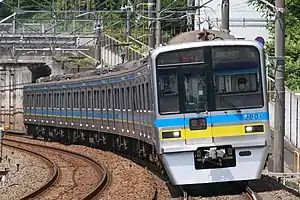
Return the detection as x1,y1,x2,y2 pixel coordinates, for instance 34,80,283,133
3,143,60,200
3,138,110,200
175,185,260,200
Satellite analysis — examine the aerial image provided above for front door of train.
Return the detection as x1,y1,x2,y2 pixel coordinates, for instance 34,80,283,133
181,66,213,145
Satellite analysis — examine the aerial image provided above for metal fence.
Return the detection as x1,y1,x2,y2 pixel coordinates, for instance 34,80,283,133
268,77,300,148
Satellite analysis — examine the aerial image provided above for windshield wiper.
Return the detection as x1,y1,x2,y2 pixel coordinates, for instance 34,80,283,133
221,97,241,113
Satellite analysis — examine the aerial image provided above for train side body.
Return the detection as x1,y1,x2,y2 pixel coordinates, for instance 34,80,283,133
22,36,270,186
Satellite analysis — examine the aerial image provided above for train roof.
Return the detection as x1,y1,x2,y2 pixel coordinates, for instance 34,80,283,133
151,39,263,59
25,57,148,89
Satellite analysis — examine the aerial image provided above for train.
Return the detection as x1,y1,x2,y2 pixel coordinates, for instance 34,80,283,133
23,30,270,186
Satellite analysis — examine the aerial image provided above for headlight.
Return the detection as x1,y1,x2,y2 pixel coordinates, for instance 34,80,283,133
162,131,181,139
245,125,264,133
245,126,253,132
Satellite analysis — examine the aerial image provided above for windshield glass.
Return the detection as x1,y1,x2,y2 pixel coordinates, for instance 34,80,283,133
212,46,263,110
183,68,207,112
157,68,180,114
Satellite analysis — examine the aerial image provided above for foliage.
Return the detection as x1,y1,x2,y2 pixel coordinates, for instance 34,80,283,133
1,0,189,64
248,0,300,91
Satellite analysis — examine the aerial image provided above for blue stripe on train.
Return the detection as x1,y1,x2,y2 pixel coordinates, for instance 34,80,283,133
154,112,269,128
25,109,269,128
24,109,153,123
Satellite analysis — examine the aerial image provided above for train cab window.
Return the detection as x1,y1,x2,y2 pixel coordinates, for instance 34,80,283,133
157,68,179,114
212,46,263,110
183,70,207,112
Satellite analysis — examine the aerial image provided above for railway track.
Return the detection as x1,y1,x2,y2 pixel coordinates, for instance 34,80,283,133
3,142,60,200
4,132,261,200
176,186,260,200
3,138,110,200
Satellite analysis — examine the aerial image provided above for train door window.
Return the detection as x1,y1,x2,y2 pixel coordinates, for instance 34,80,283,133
133,86,137,111
48,93,52,109
81,90,85,110
121,88,125,111
67,92,71,109
88,90,92,109
130,86,135,127
114,88,118,110
26,93,30,108
43,93,47,109
53,93,56,109
146,83,150,110
74,91,78,109
100,90,105,112
91,89,94,110
126,87,130,110
97,90,100,109
36,93,39,108
74,92,77,109
61,92,65,110
57,92,60,109
142,84,146,110
93,89,98,109
40,93,43,108
108,88,111,109
138,85,142,110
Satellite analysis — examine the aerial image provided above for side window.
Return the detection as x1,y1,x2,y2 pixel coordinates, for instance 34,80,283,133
81,90,85,109
88,90,92,109
43,93,47,108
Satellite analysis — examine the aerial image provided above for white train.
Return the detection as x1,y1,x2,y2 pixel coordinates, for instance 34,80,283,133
23,30,270,187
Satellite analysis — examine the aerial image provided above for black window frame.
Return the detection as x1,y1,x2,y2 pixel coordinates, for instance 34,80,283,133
155,45,264,115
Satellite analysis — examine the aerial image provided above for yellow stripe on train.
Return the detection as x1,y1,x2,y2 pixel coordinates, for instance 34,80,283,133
160,124,266,140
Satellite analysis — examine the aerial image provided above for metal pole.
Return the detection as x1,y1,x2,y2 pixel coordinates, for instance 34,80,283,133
187,0,193,31
155,0,161,47
221,0,229,31
95,20,102,67
126,2,131,42
148,0,155,48
194,0,201,30
0,128,2,163
274,0,285,173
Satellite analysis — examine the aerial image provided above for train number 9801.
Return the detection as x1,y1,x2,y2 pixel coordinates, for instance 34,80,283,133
243,113,262,121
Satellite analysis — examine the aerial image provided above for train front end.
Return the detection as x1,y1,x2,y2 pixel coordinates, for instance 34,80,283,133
151,40,270,185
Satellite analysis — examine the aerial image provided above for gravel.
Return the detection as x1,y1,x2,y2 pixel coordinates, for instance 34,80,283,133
0,146,50,200
7,134,300,200
15,144,101,200
249,175,300,200
4,135,172,200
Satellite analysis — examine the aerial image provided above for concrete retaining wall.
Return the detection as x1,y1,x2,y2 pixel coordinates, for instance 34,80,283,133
0,67,32,131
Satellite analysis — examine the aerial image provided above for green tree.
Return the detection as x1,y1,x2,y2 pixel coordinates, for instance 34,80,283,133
249,0,300,91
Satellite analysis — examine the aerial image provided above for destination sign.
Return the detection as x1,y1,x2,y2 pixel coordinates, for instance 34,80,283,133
157,48,204,66
212,46,259,62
